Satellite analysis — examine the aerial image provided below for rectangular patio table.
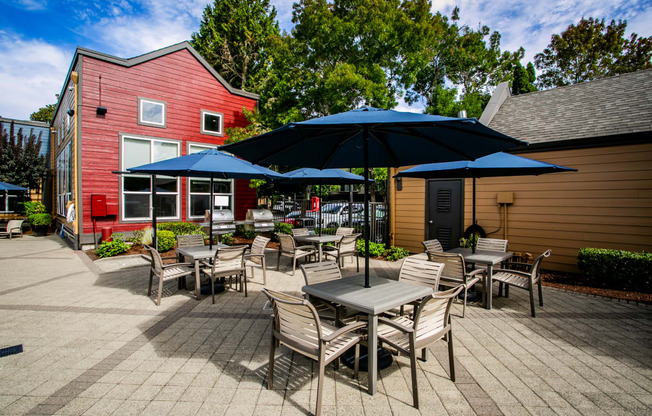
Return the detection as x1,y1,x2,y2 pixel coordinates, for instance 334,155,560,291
302,275,432,395
294,234,342,262
176,244,227,301
446,247,512,310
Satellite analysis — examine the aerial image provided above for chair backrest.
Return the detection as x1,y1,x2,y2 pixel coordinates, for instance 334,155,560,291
338,233,360,254
530,250,552,282
476,238,508,252
263,288,322,358
211,245,246,273
176,234,204,249
336,227,354,236
399,257,444,289
144,245,163,275
427,252,466,284
300,261,342,285
421,239,443,254
7,219,24,231
412,285,464,344
249,235,271,265
278,234,296,254
292,228,309,237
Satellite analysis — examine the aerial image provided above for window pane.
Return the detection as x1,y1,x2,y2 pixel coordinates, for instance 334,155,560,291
124,194,150,218
153,141,177,162
189,144,213,154
155,194,177,217
213,181,231,194
204,113,222,133
124,138,150,169
141,101,163,124
124,176,151,192
155,176,177,193
190,179,210,193
190,194,209,217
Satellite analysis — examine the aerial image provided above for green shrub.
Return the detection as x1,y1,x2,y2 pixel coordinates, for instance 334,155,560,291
157,222,205,236
156,230,176,252
243,230,257,239
459,235,478,248
30,213,52,226
128,228,145,245
96,238,129,258
272,222,293,242
386,246,410,262
357,240,387,257
578,248,652,293
220,233,235,245
316,227,337,235
21,201,46,219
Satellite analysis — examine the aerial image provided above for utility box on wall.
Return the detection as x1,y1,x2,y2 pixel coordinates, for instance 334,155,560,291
91,194,107,217
496,192,514,204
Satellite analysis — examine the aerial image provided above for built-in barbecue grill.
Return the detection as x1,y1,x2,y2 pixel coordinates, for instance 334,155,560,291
244,209,275,233
200,209,237,235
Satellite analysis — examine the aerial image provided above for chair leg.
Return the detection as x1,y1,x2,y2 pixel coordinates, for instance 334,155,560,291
354,343,360,379
498,282,503,297
267,333,276,389
505,284,510,298
276,252,281,271
538,280,544,307
243,272,248,297
157,277,163,306
448,329,456,382
409,335,419,409
211,277,216,304
262,258,267,286
356,254,359,272
421,348,428,362
148,270,153,296
292,256,296,276
462,286,468,318
316,360,325,416
530,286,536,317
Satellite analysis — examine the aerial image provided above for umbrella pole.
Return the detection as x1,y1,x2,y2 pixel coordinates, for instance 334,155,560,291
363,128,370,288
152,174,157,251
319,179,322,236
472,177,476,254
209,173,214,250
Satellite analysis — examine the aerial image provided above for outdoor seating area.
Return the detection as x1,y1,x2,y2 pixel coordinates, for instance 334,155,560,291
0,235,650,416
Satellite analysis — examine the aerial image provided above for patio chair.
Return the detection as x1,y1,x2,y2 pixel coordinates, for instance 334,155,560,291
476,237,508,252
201,245,248,302
245,235,271,284
277,234,316,276
377,285,463,409
335,227,354,236
0,219,24,239
491,250,551,317
421,239,443,254
396,257,444,316
323,233,361,271
176,234,204,262
427,252,485,318
300,261,344,324
263,288,365,416
291,228,310,237
144,245,193,306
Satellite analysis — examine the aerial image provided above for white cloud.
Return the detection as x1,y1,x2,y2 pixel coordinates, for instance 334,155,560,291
0,32,71,120
5,0,48,11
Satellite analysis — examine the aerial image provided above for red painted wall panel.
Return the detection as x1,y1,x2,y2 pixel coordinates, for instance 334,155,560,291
79,48,257,235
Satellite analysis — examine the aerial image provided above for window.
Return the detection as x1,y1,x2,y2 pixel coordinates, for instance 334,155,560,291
56,142,72,217
187,143,233,219
121,135,179,220
200,109,223,136
138,97,166,128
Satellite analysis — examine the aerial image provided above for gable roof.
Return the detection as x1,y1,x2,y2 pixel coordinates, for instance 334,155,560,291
480,69,652,146
52,41,259,123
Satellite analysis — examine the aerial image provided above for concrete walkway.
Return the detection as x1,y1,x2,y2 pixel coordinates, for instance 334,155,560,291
0,235,650,415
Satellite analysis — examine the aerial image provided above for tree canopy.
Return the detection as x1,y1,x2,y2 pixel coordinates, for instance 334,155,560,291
535,17,652,88
30,104,55,122
0,122,48,191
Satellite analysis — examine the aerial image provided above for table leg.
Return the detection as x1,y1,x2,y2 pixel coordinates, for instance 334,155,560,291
367,314,378,395
194,259,201,301
318,244,323,262
486,263,493,310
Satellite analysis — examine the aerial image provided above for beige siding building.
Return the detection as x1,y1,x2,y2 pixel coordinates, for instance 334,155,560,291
390,69,652,273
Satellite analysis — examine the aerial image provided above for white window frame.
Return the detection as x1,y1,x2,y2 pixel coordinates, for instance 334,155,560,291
186,143,234,220
200,109,224,137
121,134,179,222
138,97,167,128
56,142,72,217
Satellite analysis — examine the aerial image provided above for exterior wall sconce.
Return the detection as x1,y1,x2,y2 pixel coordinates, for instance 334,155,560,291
396,176,402,191
66,109,75,117
96,107,107,115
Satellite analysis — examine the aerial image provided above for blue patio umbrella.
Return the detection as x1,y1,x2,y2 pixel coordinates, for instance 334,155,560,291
0,182,28,213
395,152,577,251
128,149,283,249
221,107,526,287
277,168,372,235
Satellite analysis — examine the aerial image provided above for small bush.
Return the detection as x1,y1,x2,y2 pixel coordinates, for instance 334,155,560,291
128,228,145,245
272,222,293,242
96,237,129,258
578,248,652,293
459,235,478,249
386,246,410,262
243,230,257,239
156,230,176,252
157,222,205,236
30,213,52,226
357,240,387,257
220,233,235,245
22,201,46,219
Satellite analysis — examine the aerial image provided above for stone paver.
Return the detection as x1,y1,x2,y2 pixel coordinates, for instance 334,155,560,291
0,235,650,415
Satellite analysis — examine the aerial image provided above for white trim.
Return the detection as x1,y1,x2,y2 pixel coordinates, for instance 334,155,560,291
138,97,167,128
200,109,224,137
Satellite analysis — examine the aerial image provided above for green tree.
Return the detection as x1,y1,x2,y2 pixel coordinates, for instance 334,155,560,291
191,0,280,93
0,121,48,191
511,62,537,95
30,104,55,122
534,17,652,88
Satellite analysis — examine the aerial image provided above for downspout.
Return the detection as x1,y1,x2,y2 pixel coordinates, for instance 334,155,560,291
71,71,80,249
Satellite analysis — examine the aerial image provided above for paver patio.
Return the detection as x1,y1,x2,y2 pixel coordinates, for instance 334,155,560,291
0,235,650,415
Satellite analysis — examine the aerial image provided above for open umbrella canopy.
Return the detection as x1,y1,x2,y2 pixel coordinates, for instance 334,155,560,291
0,182,28,191
277,168,372,185
219,107,526,168
394,152,577,179
127,148,282,179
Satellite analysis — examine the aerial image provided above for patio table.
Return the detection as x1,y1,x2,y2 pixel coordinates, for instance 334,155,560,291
176,244,227,301
294,234,342,262
446,247,512,310
302,275,432,395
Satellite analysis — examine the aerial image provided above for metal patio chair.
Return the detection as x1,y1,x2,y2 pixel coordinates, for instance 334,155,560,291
396,256,445,316
145,245,193,306
201,245,248,302
427,252,485,318
0,219,24,239
421,239,443,255
277,234,316,275
245,235,271,284
323,233,361,271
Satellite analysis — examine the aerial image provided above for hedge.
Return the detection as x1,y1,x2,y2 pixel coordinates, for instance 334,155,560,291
577,248,652,293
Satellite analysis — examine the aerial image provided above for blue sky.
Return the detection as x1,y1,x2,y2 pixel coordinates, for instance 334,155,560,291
0,0,650,120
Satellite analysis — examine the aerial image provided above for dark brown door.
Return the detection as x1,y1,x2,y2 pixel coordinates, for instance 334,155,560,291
426,179,463,250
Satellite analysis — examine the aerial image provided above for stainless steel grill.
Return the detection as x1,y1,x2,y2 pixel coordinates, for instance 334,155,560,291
244,209,275,233
200,209,236,235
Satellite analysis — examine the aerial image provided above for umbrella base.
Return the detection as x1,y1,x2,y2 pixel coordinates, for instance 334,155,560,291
341,345,393,372
200,282,226,296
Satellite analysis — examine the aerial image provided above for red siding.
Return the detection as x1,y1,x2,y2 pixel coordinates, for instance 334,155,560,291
79,49,257,235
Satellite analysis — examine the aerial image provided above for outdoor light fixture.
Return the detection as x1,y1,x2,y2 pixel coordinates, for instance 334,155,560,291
396,176,402,191
96,107,107,115
66,109,74,117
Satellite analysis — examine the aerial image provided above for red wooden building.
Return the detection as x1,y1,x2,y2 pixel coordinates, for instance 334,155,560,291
50,42,259,249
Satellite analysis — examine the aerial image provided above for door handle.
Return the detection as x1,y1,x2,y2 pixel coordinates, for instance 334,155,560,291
429,220,433,224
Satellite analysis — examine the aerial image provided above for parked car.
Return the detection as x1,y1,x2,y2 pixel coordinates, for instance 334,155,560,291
342,206,387,243
272,200,301,214
315,203,364,229
283,210,318,227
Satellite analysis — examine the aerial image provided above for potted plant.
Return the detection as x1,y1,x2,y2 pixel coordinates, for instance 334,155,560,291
30,213,52,236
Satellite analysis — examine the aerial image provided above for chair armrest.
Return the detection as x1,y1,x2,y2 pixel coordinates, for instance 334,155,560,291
502,261,533,270
467,269,486,278
9,227,21,233
246,253,265,259
199,260,212,268
162,262,193,269
493,268,531,278
378,317,414,333
295,245,316,251
322,321,367,342
160,256,178,261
